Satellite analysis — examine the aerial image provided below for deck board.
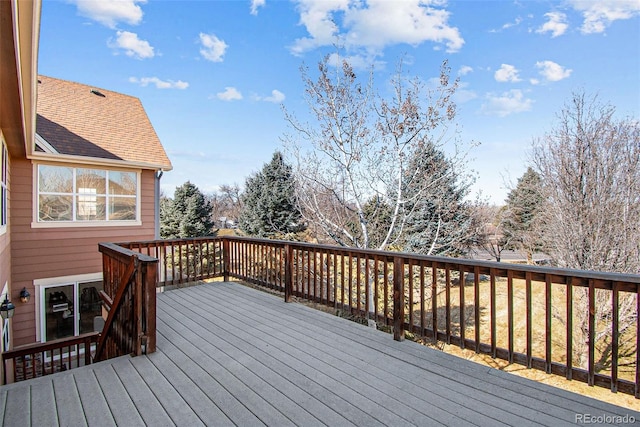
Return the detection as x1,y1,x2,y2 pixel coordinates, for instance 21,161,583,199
1,281,638,426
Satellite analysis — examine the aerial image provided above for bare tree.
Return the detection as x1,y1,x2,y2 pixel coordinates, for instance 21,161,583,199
477,204,511,262
532,91,639,369
283,56,475,253
208,184,243,228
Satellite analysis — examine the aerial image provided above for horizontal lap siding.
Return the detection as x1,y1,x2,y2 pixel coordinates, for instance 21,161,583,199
9,158,157,347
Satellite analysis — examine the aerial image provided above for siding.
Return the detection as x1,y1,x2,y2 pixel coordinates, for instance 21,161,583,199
0,137,11,319
9,157,157,346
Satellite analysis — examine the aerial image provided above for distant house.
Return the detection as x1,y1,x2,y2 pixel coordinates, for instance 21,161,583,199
0,0,172,350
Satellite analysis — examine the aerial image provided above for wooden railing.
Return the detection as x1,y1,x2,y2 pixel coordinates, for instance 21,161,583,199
120,236,640,397
95,242,158,361
1,243,158,385
2,332,99,384
118,237,223,287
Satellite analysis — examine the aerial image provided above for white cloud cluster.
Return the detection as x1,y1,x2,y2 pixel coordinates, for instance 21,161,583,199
200,33,228,62
494,64,521,83
569,0,640,34
217,87,243,101
129,77,188,89
250,0,266,15
290,0,464,56
458,65,473,76
73,0,146,28
481,90,533,117
536,12,568,37
536,60,572,82
258,90,286,103
110,31,154,59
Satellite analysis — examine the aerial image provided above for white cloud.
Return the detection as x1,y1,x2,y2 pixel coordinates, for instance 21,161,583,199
290,0,464,56
569,0,640,34
454,82,477,104
535,60,572,81
217,87,243,101
494,64,521,83
199,33,228,62
129,77,188,89
109,31,154,59
536,12,568,37
481,90,533,117
458,65,473,76
250,0,266,15
262,90,286,103
73,0,145,28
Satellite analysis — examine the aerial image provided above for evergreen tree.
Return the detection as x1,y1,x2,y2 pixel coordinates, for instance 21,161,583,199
503,167,544,263
401,142,477,256
160,181,214,238
239,151,304,238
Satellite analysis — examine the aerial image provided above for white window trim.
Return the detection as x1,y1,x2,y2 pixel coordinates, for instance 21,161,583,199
0,133,8,236
34,272,102,343
31,162,142,228
1,282,9,352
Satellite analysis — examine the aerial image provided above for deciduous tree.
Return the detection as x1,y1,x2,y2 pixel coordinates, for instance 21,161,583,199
284,56,476,253
532,91,640,369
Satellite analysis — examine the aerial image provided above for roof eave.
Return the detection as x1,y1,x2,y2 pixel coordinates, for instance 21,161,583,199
28,151,173,172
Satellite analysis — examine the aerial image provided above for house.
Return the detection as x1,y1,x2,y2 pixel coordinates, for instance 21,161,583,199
0,0,171,351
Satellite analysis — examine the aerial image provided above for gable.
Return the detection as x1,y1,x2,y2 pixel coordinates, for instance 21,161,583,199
35,76,172,170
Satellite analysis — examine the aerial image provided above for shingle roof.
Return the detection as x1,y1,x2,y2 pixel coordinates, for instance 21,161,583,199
36,75,172,170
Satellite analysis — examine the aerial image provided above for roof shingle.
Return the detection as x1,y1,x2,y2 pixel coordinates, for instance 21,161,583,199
36,75,172,170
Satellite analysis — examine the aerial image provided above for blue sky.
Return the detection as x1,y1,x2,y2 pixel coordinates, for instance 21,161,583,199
38,0,640,204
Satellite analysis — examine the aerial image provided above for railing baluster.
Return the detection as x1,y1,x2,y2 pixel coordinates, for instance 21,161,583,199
611,281,619,393
507,269,514,364
459,267,465,349
545,273,552,374
408,259,414,333
526,271,532,368
566,276,573,380
445,266,451,344
432,263,438,341
588,279,595,386
474,266,480,353
490,268,497,358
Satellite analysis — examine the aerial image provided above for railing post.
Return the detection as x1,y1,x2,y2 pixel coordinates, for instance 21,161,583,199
284,244,293,302
144,261,157,354
223,238,230,282
393,256,405,341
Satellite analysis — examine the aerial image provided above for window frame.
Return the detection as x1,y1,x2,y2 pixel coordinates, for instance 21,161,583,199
34,272,103,343
33,163,142,227
1,136,8,235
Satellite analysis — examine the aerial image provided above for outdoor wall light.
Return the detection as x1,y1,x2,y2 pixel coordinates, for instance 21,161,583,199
0,296,15,320
19,287,30,303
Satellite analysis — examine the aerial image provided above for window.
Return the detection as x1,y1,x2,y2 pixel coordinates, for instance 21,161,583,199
1,139,7,231
37,165,138,222
36,274,103,342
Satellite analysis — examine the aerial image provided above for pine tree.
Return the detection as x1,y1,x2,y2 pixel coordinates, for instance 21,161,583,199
239,151,303,238
503,167,544,263
160,181,214,239
401,142,477,256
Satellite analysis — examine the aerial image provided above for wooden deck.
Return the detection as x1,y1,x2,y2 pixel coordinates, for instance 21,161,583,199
0,282,637,426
